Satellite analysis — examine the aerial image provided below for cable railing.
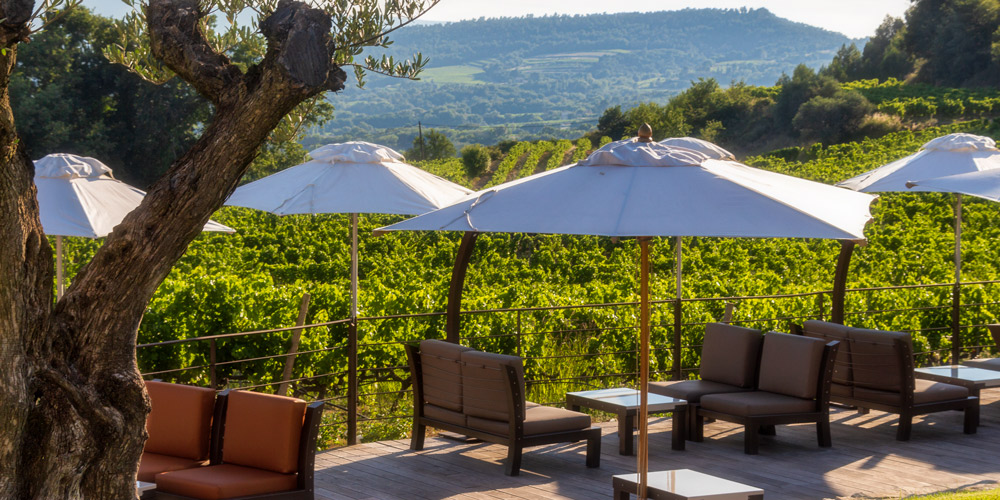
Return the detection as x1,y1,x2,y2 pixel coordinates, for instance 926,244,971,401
136,279,1000,448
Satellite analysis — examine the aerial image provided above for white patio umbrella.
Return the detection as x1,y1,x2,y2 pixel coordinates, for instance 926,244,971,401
656,137,736,310
907,168,1000,201
838,133,1000,286
377,131,875,497
34,153,234,298
224,141,472,320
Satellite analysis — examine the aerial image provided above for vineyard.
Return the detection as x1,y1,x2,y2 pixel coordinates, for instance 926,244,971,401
844,79,1000,121
55,117,1000,445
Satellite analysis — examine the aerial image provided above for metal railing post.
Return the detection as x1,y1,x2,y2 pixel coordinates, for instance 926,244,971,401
348,319,359,445
209,339,218,389
951,284,962,363
672,298,682,380
516,310,522,358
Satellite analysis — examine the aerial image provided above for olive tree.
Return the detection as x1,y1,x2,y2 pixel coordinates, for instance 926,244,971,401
0,0,435,497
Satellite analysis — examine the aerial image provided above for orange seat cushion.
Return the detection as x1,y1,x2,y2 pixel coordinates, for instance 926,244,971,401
145,381,217,460
138,452,208,483
155,464,297,500
223,391,307,474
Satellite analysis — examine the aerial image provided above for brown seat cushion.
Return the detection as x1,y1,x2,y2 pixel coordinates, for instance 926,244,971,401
423,404,466,426
467,403,590,436
137,452,207,483
154,464,297,500
461,350,526,422
222,391,307,474
699,323,762,388
757,333,826,399
963,357,1000,371
912,379,969,404
803,321,853,388
848,328,910,392
144,381,216,460
419,339,474,412
701,391,817,416
649,379,752,403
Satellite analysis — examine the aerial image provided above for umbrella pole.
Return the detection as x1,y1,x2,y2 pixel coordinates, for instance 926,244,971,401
638,237,651,499
56,235,64,300
952,195,962,363
351,213,359,319
954,194,962,285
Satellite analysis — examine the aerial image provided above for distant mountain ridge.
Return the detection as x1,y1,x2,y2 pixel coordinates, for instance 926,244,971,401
314,8,861,152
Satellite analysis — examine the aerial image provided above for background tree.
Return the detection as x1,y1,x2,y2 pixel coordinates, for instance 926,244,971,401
9,7,210,187
408,128,455,160
792,90,875,144
0,0,436,498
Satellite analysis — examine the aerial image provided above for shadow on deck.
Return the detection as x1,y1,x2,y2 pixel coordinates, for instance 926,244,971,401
313,391,1000,499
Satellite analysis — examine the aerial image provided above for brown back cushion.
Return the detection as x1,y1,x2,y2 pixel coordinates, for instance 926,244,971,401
848,328,910,392
419,339,474,412
461,350,526,422
222,391,307,474
802,320,852,387
144,381,216,460
757,333,826,399
699,323,762,388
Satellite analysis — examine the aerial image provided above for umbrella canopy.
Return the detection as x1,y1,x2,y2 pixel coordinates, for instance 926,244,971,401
225,141,471,215
35,153,234,237
35,153,234,298
225,141,472,319
838,132,1000,288
907,168,1000,201
377,139,873,239
377,135,876,497
658,136,735,161
838,133,1000,192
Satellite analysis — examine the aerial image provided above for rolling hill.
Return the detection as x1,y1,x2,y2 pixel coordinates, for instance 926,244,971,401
310,8,862,152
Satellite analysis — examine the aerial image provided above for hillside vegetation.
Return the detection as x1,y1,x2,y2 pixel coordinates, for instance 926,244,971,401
309,8,857,151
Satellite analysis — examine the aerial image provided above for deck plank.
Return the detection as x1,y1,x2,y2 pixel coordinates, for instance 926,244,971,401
312,391,1000,499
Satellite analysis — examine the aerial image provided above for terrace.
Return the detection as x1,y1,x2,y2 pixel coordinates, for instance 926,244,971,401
141,281,1000,499
313,390,1000,499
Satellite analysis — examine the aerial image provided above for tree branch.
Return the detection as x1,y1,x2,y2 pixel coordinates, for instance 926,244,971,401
343,0,440,50
147,0,243,104
260,0,343,91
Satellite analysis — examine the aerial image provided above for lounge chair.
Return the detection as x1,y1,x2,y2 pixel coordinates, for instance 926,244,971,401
801,320,977,440
963,324,1000,371
152,390,323,500
139,381,222,483
649,323,763,440
407,339,601,476
697,332,839,454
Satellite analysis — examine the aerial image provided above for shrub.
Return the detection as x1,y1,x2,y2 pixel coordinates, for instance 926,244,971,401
460,144,491,177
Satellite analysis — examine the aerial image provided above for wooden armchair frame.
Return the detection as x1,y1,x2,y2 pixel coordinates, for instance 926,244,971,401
406,343,600,476
696,340,839,455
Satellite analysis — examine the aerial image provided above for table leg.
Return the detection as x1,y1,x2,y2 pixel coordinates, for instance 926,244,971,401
619,412,634,455
672,406,686,451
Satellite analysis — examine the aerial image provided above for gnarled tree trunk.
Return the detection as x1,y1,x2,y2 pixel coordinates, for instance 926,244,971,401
0,0,345,497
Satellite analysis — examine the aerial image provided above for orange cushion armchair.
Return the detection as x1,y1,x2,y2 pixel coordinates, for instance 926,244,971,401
152,390,324,500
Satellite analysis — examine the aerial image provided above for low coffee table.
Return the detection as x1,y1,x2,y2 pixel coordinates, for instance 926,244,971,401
566,387,686,455
136,481,155,497
914,365,1000,398
612,469,764,500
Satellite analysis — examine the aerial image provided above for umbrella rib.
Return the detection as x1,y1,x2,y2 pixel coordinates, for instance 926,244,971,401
612,167,640,236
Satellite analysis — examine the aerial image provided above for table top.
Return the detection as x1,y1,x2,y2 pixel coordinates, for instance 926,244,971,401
566,387,685,412
136,481,155,492
614,469,764,498
915,365,1000,387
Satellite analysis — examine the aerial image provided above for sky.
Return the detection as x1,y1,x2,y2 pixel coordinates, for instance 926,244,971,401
83,0,912,39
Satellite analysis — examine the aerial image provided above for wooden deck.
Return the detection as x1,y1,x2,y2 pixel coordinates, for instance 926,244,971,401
313,390,1000,499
